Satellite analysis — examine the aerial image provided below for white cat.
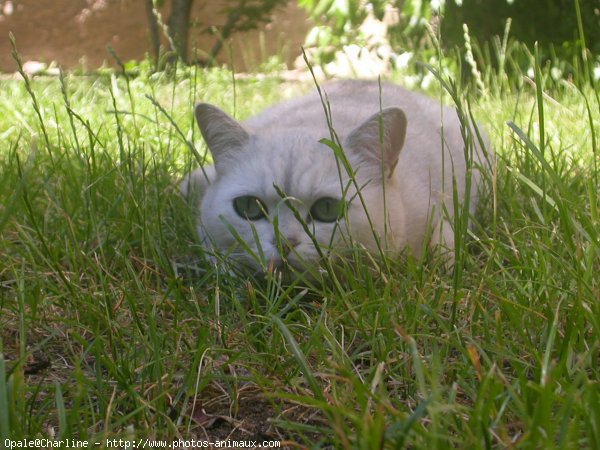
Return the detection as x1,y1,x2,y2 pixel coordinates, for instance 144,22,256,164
181,80,490,276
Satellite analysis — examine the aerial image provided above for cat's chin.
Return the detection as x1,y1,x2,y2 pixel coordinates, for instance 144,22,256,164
262,266,325,285
246,256,326,284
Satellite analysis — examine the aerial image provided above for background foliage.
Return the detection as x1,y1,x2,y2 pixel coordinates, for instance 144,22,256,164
443,0,600,56
297,0,599,82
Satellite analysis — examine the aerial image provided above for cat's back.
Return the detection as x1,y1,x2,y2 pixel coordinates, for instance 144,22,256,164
243,80,451,137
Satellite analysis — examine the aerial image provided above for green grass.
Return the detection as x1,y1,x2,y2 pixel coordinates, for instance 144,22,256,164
0,46,599,449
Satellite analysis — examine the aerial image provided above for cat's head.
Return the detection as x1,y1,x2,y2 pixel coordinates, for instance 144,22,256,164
187,102,407,277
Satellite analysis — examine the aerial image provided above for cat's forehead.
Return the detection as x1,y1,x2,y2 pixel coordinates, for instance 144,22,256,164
229,131,344,198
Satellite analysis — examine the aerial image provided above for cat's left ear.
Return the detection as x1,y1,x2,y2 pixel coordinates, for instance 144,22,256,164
195,103,250,174
344,107,407,178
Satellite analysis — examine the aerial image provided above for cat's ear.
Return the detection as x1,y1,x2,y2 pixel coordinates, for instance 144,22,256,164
195,103,249,173
345,107,407,178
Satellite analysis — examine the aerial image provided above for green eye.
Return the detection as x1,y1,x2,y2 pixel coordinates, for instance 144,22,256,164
233,196,268,220
310,197,343,223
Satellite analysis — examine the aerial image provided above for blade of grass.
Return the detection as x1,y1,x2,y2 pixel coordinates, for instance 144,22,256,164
270,315,325,403
0,351,9,440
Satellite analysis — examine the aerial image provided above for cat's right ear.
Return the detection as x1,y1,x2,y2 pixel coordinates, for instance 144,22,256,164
195,103,249,173
345,107,407,179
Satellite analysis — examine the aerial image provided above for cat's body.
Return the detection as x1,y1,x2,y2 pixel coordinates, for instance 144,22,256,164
182,80,490,275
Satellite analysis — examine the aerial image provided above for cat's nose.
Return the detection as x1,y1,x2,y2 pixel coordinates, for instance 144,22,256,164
275,236,300,256
284,237,300,254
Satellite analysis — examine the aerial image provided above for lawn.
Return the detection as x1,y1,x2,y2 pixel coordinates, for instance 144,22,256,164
0,49,599,448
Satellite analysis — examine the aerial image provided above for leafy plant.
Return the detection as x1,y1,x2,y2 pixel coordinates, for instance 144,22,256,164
298,0,444,70
299,0,599,87
146,0,288,67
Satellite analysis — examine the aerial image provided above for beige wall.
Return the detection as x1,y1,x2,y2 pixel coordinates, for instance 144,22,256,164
0,0,309,72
